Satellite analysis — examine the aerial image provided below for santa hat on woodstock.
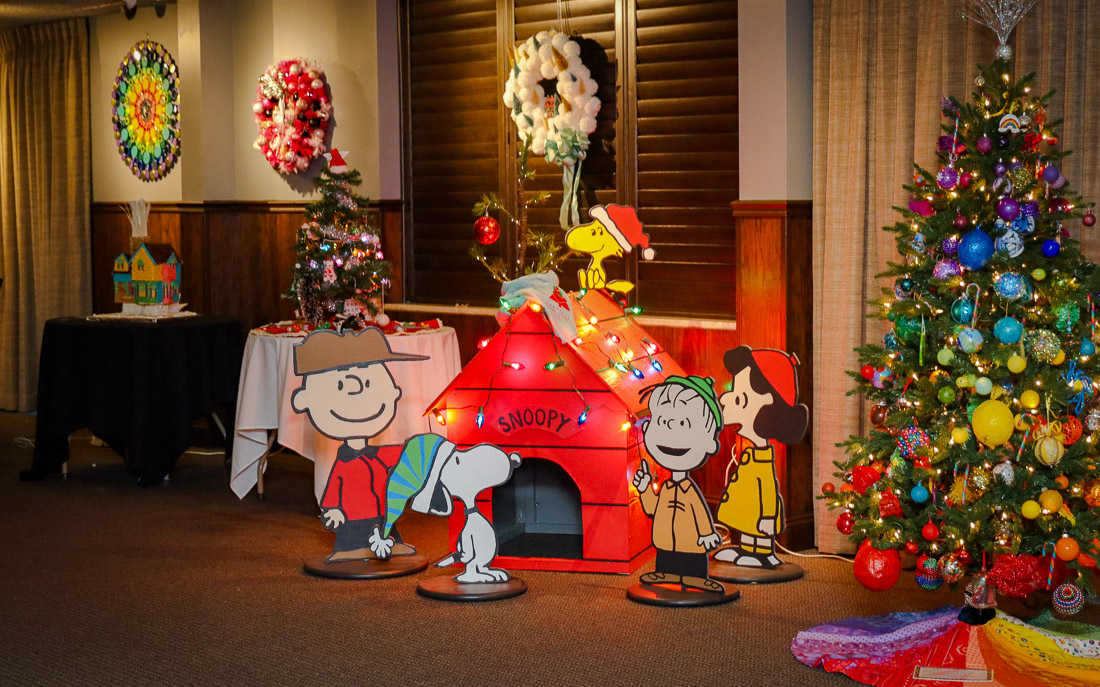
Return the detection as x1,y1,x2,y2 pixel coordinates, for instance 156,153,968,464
589,204,655,260
323,148,349,174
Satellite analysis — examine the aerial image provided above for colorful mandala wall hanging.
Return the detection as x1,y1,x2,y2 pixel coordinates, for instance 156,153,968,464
252,58,332,174
111,40,181,182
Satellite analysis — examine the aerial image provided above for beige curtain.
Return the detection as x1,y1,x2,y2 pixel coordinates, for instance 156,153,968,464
813,1,1100,553
0,19,91,411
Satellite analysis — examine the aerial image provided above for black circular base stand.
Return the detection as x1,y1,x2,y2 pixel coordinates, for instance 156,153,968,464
417,576,528,602
626,582,740,607
709,560,804,584
303,554,428,580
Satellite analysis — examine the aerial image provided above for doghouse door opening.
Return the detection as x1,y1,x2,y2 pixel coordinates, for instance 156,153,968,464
493,458,582,559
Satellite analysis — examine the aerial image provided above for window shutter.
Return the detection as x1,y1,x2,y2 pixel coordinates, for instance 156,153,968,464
405,0,502,304
634,0,738,317
513,1,618,292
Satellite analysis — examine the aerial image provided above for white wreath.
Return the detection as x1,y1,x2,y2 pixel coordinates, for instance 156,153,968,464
503,29,600,167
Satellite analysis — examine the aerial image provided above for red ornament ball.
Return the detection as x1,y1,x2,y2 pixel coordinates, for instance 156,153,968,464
473,215,501,245
1062,417,1083,445
921,521,940,541
904,541,919,555
878,490,902,518
821,482,836,495
957,549,972,566
860,364,875,380
854,541,901,591
836,511,855,535
1084,211,1096,227
870,404,887,427
852,465,880,495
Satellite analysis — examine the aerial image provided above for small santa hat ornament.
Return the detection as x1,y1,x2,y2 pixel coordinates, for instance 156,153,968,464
323,148,349,174
589,204,655,260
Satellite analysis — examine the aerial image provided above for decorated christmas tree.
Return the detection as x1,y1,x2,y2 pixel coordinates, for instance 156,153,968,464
827,59,1100,613
285,150,391,329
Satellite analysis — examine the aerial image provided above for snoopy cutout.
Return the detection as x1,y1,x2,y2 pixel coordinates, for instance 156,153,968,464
381,434,528,600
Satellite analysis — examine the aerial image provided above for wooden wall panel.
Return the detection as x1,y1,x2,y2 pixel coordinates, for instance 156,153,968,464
731,200,814,550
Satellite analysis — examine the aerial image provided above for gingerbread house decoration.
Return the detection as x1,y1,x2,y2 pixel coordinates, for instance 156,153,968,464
113,243,181,305
428,290,685,574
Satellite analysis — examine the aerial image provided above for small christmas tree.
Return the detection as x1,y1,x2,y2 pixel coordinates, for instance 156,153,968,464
828,59,1100,610
285,150,391,329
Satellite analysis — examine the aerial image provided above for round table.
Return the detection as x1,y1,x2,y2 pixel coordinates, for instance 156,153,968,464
229,326,462,502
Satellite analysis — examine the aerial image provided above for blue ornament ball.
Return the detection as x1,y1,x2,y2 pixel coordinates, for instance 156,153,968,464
958,327,984,353
883,330,900,351
958,229,994,270
994,272,1026,301
951,297,976,324
1081,339,1096,356
994,316,1023,344
1043,165,1061,183
1043,239,1061,257
910,484,930,503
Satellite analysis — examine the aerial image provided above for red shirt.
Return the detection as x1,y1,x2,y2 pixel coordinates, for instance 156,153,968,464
320,444,402,521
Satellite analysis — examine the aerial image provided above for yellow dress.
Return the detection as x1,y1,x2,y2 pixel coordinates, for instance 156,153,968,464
716,444,782,537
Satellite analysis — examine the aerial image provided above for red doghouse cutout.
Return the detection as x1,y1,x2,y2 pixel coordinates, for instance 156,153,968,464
428,291,685,573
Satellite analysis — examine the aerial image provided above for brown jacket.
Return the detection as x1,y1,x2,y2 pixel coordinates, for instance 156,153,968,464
640,478,714,554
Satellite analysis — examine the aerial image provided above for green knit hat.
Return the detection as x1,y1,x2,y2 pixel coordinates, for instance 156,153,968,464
661,375,721,429
383,433,451,537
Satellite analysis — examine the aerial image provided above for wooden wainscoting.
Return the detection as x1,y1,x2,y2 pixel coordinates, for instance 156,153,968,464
91,200,404,332
731,199,814,550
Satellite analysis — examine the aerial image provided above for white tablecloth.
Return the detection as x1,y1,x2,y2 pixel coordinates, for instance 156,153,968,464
230,326,462,502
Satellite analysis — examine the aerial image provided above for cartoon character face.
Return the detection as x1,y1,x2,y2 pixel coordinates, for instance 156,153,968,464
292,363,402,440
643,386,719,472
565,219,622,257
720,368,774,438
436,444,521,510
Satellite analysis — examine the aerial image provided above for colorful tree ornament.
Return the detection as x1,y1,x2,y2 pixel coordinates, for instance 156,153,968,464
970,400,1014,446
111,40,181,181
1052,582,1084,614
1055,536,1080,562
836,511,854,535
915,557,943,590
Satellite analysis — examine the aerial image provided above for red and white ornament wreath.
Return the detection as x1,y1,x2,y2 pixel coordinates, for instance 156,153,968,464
252,58,333,174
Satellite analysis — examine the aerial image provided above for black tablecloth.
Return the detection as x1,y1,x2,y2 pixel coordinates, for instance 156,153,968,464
25,315,243,486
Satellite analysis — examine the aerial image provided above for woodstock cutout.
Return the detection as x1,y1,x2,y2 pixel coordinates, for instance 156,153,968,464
565,204,654,294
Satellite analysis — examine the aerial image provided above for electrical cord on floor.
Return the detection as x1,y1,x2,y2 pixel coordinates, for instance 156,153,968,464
714,523,854,564
14,437,34,448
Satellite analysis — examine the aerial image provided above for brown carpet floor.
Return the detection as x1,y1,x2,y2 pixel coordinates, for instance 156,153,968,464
0,412,997,687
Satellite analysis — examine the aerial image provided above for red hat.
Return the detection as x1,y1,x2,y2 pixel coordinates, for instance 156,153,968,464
589,204,654,260
726,347,800,407
324,148,349,173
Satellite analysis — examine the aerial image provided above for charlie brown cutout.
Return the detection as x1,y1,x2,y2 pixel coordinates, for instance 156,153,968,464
713,346,809,578
629,376,731,603
291,327,429,577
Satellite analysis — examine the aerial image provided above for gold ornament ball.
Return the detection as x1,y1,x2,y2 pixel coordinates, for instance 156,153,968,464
951,427,970,444
1035,436,1065,466
1020,389,1040,409
1021,499,1041,519
1084,480,1100,507
1032,268,1047,281
971,399,1015,446
956,375,970,388
1039,488,1064,513
1007,355,1027,373
1053,349,1067,366
1056,537,1080,561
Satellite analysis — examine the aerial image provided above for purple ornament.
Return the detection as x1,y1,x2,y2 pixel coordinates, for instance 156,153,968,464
997,197,1020,221
938,135,955,151
977,135,993,154
1042,239,1061,257
942,236,959,254
1042,165,1061,183
933,258,962,279
997,134,1010,148
937,166,959,190
994,162,1008,177
1021,201,1040,218
1051,174,1067,189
